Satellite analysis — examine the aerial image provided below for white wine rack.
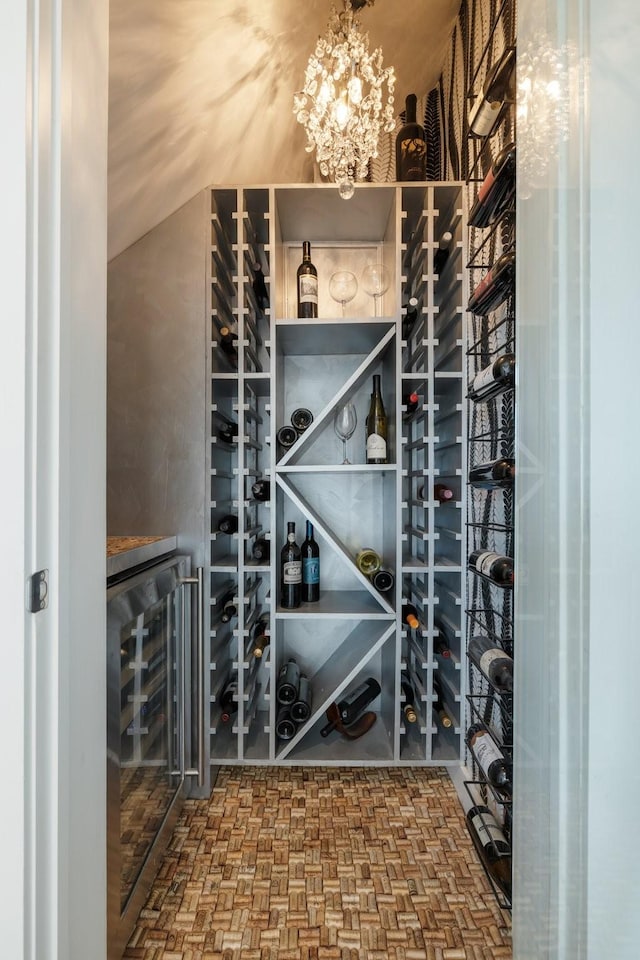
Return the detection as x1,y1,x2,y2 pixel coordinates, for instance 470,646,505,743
207,183,467,767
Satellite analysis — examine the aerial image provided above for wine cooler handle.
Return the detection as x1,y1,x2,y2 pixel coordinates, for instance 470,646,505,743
180,567,205,788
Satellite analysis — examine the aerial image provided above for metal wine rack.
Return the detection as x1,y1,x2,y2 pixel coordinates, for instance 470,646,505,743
463,0,516,910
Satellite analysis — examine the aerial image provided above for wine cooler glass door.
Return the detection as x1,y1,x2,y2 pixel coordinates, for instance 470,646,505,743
107,554,191,959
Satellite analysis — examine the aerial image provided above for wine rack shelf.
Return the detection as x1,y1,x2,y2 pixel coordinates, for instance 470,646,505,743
207,182,466,767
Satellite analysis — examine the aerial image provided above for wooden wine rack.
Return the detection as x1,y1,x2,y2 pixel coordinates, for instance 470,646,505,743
206,183,467,768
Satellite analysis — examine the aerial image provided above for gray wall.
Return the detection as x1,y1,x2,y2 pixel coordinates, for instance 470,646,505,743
108,192,207,566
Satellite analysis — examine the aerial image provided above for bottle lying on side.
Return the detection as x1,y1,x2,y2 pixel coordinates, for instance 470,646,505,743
467,251,515,316
466,722,513,798
466,805,512,900
468,550,514,589
320,678,381,738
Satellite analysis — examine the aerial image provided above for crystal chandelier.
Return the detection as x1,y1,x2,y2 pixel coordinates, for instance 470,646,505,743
293,0,396,198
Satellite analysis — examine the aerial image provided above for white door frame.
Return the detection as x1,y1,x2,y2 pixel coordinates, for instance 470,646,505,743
3,0,640,958
1,0,109,957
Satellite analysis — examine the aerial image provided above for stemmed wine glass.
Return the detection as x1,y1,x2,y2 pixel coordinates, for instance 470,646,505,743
329,271,358,316
361,262,391,317
333,403,357,464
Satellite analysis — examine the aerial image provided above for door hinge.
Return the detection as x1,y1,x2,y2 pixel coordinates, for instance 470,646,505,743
27,569,49,613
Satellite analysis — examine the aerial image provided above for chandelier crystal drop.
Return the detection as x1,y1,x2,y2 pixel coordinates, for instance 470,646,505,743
293,0,396,196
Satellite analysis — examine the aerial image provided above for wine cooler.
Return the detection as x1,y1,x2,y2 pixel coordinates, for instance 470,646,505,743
106,556,204,959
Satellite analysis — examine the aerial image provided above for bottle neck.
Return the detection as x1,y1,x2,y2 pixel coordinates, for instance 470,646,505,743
306,520,313,539
405,94,417,124
372,374,382,397
302,241,311,262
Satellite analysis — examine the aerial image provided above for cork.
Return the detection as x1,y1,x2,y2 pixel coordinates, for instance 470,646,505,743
123,767,512,960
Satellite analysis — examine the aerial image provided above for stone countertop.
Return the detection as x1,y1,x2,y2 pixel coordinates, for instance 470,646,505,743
107,535,177,579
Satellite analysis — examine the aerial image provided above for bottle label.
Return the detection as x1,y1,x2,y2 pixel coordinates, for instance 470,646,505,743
479,648,508,676
471,729,504,774
478,167,497,204
303,557,320,584
283,561,302,584
469,97,501,137
366,433,387,458
298,275,318,305
399,139,426,179
470,811,504,847
469,269,493,308
475,551,500,577
472,363,498,394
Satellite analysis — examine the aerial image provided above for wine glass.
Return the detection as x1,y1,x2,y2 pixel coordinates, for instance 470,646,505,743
333,403,357,464
329,271,358,316
361,262,391,316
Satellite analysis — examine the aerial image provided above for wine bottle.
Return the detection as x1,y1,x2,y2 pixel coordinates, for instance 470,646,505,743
466,722,513,797
401,297,419,341
418,481,454,502
434,482,455,502
252,261,269,312
469,457,515,489
396,93,427,181
252,537,270,564
469,143,516,228
277,425,298,451
290,675,312,723
467,354,515,403
215,588,234,620
301,520,320,603
275,706,296,741
251,478,271,501
217,420,238,445
469,550,514,588
371,568,394,593
468,635,513,693
466,805,512,899
296,241,318,319
366,374,388,463
219,675,238,723
433,231,453,274
467,250,515,315
320,677,381,736
280,522,302,608
217,514,238,535
355,548,381,576
251,616,270,658
218,325,238,365
468,46,516,139
402,602,421,631
277,658,300,705
220,598,238,624
291,407,314,433
433,674,453,728
402,391,420,422
432,618,452,658
400,672,418,723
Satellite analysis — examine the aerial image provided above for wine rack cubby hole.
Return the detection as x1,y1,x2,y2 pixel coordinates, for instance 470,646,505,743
207,183,466,766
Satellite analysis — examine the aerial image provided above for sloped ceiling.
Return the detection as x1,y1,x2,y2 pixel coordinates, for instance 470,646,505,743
108,0,460,260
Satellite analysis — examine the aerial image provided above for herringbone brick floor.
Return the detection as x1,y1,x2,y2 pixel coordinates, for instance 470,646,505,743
124,766,512,960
